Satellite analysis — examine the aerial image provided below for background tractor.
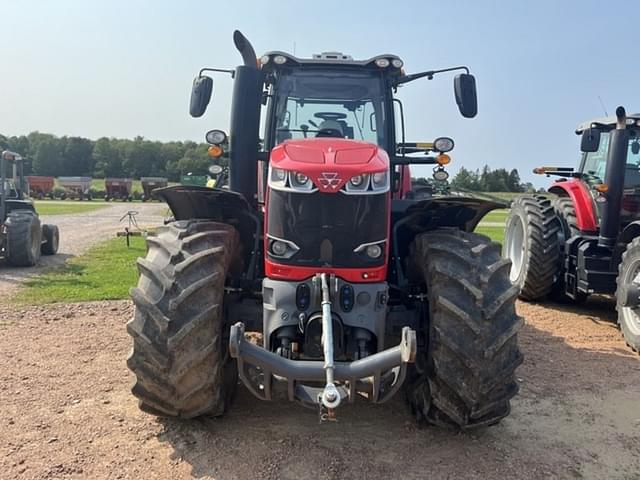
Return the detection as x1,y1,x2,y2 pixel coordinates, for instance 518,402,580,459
0,150,59,266
505,106,640,352
126,31,522,429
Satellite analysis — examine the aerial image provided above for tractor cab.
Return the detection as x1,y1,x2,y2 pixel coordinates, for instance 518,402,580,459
574,115,640,228
0,151,33,223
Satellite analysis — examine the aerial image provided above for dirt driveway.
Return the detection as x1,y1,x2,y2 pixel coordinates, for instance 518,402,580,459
0,295,639,480
0,203,166,294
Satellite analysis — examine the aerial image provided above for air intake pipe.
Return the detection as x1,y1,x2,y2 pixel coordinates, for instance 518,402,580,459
598,106,630,248
229,30,262,206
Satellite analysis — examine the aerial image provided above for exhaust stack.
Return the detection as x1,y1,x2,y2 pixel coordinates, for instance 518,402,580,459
229,30,262,206
598,106,630,248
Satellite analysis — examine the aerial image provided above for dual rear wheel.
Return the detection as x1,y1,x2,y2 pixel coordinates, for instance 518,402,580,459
504,195,640,352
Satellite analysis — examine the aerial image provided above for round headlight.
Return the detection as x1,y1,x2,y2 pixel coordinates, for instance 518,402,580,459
208,164,223,175
260,55,270,65
273,168,287,181
433,137,455,153
375,58,390,68
350,174,364,187
274,55,287,65
433,169,449,181
205,129,227,145
271,240,287,256
295,172,309,185
391,58,403,68
366,244,383,259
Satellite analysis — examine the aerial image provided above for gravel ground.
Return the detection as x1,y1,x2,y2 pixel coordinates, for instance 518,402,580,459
0,297,638,480
0,203,167,294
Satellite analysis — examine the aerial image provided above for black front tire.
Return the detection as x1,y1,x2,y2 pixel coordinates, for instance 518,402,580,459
6,210,42,267
126,220,240,418
504,195,560,301
406,229,523,429
41,224,59,255
616,237,640,353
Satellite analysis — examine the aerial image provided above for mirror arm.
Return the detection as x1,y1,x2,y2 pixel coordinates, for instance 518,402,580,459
391,156,439,165
394,65,470,86
199,67,235,78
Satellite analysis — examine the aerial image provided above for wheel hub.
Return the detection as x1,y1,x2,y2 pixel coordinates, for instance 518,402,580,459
621,264,640,334
506,216,525,282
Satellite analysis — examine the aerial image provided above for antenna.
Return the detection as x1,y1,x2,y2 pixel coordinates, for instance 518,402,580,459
597,95,608,117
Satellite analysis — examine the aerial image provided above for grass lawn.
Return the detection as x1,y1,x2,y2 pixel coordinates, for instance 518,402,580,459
34,201,109,215
475,225,505,244
15,236,145,304
479,209,508,223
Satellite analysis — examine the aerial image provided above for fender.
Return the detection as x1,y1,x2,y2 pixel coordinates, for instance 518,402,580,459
621,220,640,244
394,196,507,233
155,185,261,278
548,179,598,232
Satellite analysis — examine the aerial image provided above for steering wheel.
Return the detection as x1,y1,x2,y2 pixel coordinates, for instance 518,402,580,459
314,112,347,121
316,128,344,138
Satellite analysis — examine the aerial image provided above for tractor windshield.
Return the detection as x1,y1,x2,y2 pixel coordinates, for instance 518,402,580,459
582,130,640,188
272,70,388,147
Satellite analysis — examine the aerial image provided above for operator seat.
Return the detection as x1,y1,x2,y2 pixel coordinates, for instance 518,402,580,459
316,120,345,138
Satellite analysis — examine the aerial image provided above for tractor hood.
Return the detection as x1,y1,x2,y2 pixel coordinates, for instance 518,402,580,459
270,139,389,193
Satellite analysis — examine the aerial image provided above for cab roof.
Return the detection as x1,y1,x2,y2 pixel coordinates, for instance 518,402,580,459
260,50,404,75
576,113,640,133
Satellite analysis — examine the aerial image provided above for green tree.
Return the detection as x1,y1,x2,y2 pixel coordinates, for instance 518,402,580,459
451,166,480,190
33,137,63,175
93,137,123,177
63,136,94,175
177,145,210,176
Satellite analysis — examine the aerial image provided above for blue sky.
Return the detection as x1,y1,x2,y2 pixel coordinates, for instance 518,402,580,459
0,0,638,185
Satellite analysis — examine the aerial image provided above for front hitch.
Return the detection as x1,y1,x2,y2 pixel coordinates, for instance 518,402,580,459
228,322,417,411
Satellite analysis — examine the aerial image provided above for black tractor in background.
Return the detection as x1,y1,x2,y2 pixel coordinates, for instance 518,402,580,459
0,150,59,266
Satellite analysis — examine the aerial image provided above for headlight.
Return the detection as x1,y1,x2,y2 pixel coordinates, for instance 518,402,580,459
433,169,449,181
345,173,370,193
354,240,386,258
268,235,300,259
274,55,287,65
350,174,365,187
375,58,390,68
290,171,313,191
366,244,382,259
271,240,288,256
205,129,227,145
268,167,316,193
433,137,454,153
371,171,389,192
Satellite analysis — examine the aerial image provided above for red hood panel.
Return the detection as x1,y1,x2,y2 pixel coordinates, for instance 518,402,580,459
271,138,389,193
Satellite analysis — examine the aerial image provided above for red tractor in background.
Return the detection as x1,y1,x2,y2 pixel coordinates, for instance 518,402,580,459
126,31,522,429
505,107,640,352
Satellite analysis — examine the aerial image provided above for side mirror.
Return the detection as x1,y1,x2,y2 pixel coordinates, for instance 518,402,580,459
580,128,601,153
189,76,214,118
454,74,478,118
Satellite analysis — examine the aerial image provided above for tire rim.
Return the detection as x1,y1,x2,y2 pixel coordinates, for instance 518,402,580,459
621,259,640,335
505,215,525,283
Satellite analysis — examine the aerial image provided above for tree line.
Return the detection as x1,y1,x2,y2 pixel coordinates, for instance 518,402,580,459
450,166,535,192
0,132,212,181
2,132,534,193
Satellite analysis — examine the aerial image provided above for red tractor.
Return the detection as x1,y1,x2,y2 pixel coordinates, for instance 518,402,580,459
126,31,522,429
505,107,640,352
